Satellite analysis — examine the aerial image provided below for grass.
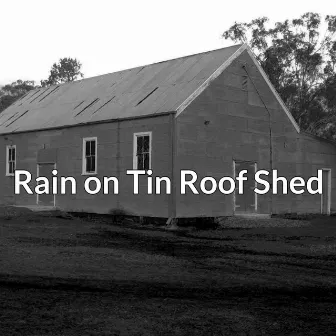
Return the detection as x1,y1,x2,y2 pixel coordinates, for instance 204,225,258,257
0,210,336,335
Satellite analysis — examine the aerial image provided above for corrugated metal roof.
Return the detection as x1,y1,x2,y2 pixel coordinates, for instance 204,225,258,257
0,44,242,134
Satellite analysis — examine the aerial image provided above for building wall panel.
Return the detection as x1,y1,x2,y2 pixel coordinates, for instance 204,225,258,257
0,115,172,217
175,50,336,217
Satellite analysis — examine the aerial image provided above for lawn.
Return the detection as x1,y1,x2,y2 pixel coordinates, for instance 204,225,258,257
0,209,336,335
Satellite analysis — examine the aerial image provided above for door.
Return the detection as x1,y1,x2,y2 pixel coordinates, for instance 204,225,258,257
321,169,331,215
234,160,257,214
37,163,55,206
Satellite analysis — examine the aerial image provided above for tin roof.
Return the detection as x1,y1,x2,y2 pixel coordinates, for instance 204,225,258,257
0,44,243,134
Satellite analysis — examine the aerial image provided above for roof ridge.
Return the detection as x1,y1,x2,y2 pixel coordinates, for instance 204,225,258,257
39,44,244,89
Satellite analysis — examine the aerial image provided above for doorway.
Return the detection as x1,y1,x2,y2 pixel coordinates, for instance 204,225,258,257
233,160,257,214
37,163,56,206
321,168,331,215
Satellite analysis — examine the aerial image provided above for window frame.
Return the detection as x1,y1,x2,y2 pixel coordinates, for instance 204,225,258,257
82,137,98,175
6,145,16,176
133,131,152,170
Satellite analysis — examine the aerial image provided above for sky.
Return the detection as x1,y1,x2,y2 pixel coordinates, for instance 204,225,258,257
0,0,335,86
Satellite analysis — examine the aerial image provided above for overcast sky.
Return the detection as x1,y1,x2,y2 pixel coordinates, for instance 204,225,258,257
0,0,335,86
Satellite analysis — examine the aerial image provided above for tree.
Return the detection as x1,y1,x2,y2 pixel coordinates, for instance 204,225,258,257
41,57,84,87
0,57,84,113
0,80,36,113
222,13,336,139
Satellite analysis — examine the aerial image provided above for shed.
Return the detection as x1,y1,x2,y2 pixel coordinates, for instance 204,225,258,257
0,43,335,219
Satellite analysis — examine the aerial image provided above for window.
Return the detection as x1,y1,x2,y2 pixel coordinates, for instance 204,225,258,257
6,145,16,176
82,137,97,174
133,132,151,170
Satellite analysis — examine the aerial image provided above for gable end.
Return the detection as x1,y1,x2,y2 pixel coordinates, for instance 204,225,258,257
176,44,300,134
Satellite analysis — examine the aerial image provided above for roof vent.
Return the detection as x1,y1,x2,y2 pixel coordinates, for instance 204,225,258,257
75,98,100,117
30,87,51,104
38,86,60,102
74,101,85,109
15,92,30,104
136,87,159,106
0,112,19,126
136,67,145,74
6,110,29,127
26,89,41,102
92,96,116,115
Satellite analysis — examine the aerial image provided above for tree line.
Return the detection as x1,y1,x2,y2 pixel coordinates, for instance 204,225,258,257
0,58,83,113
223,12,336,140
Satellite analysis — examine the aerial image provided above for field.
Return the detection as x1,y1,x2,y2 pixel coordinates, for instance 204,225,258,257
0,208,336,335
